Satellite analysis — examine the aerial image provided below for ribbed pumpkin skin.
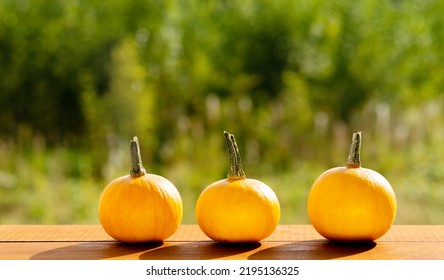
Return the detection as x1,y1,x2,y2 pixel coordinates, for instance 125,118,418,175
307,166,397,242
98,173,183,243
196,178,280,243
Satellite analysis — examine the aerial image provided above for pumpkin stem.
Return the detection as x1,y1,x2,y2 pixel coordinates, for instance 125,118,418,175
346,131,362,168
224,131,246,180
130,136,147,177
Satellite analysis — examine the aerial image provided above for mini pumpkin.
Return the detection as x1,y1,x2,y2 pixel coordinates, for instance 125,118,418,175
195,131,280,243
307,131,397,242
98,136,183,243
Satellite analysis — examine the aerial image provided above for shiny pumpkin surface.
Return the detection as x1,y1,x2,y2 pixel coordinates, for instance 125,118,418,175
307,164,397,242
99,173,183,243
196,177,280,243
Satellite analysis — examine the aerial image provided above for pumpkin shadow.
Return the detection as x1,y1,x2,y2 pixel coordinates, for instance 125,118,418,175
248,239,377,260
139,241,261,260
30,241,163,260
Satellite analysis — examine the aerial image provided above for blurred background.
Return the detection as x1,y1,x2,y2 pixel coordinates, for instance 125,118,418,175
0,0,443,225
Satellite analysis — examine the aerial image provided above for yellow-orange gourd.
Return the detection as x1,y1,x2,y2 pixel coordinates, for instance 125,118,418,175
195,131,280,243
98,136,182,243
307,132,397,242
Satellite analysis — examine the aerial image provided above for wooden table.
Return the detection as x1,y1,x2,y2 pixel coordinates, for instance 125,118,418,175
1,225,443,260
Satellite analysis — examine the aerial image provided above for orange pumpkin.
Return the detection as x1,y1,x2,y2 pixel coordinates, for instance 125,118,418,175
195,131,280,243
98,136,182,243
307,132,397,242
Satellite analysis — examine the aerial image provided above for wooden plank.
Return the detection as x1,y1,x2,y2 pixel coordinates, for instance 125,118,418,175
1,224,444,242
1,225,444,260
0,225,325,242
0,225,112,242
0,225,211,242
1,239,444,260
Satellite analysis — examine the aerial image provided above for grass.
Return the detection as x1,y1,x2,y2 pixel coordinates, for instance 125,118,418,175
1,99,444,225
0,135,443,225
0,142,100,224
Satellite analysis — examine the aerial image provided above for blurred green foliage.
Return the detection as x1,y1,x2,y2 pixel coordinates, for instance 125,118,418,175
0,0,443,224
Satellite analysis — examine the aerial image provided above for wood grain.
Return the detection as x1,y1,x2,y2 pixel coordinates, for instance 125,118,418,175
1,225,443,260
